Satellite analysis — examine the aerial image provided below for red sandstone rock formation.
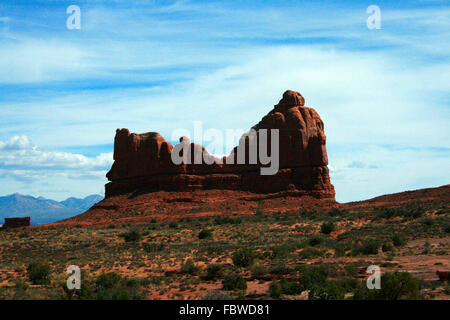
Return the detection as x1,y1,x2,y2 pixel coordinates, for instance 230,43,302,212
105,90,335,199
1,217,31,229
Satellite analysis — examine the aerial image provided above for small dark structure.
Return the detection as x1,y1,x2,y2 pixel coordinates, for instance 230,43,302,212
1,217,31,229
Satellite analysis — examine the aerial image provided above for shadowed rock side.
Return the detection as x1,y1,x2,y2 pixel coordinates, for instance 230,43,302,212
105,90,335,199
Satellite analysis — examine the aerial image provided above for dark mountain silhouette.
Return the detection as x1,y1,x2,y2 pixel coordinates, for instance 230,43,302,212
0,193,103,225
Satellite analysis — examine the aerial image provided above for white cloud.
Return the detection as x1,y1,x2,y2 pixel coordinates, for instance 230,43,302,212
0,135,112,199
0,135,112,170
0,135,33,150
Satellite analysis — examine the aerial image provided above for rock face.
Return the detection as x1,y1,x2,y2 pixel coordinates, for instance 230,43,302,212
105,90,335,199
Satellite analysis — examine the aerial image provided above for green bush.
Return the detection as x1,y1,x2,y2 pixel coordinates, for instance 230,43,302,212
382,243,394,252
344,263,359,277
269,281,282,298
222,275,247,291
308,235,324,246
214,216,242,225
334,245,347,257
334,278,359,291
169,221,178,228
251,265,268,277
421,218,434,226
392,234,405,247
375,206,423,220
353,272,420,300
96,272,122,289
328,208,345,217
298,246,323,259
352,239,380,256
88,272,143,300
27,262,51,285
321,222,336,235
205,264,224,280
279,279,303,295
308,283,346,300
120,228,142,242
363,239,380,255
142,242,166,253
198,229,213,239
270,245,291,259
232,248,255,267
298,265,328,290
14,279,29,291
270,263,292,275
180,259,197,274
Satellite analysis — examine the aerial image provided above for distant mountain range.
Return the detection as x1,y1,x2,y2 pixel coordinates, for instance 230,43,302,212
0,193,103,225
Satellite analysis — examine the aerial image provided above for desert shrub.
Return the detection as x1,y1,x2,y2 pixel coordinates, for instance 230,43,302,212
180,259,197,275
14,279,29,291
375,207,397,219
269,281,282,298
344,263,359,277
271,244,295,259
298,246,323,259
96,272,122,289
375,206,424,220
353,272,420,300
251,265,268,277
328,208,345,217
148,276,164,285
308,283,346,300
222,275,247,291
19,231,30,239
298,265,328,290
276,279,302,295
205,264,224,280
27,262,51,285
308,235,324,246
334,278,359,291
392,234,406,247
270,263,292,275
232,248,255,267
421,218,434,226
85,273,144,300
214,216,242,225
198,229,213,239
362,239,381,255
445,225,450,233
169,221,178,228
352,239,380,255
202,291,232,300
382,242,394,252
321,222,336,235
120,228,142,243
422,241,432,254
300,209,319,219
334,245,347,257
204,242,228,256
142,242,166,253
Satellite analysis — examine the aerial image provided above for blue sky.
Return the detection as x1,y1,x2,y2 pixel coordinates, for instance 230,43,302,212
0,0,449,202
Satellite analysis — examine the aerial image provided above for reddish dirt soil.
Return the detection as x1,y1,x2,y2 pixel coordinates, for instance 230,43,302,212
53,184,450,228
